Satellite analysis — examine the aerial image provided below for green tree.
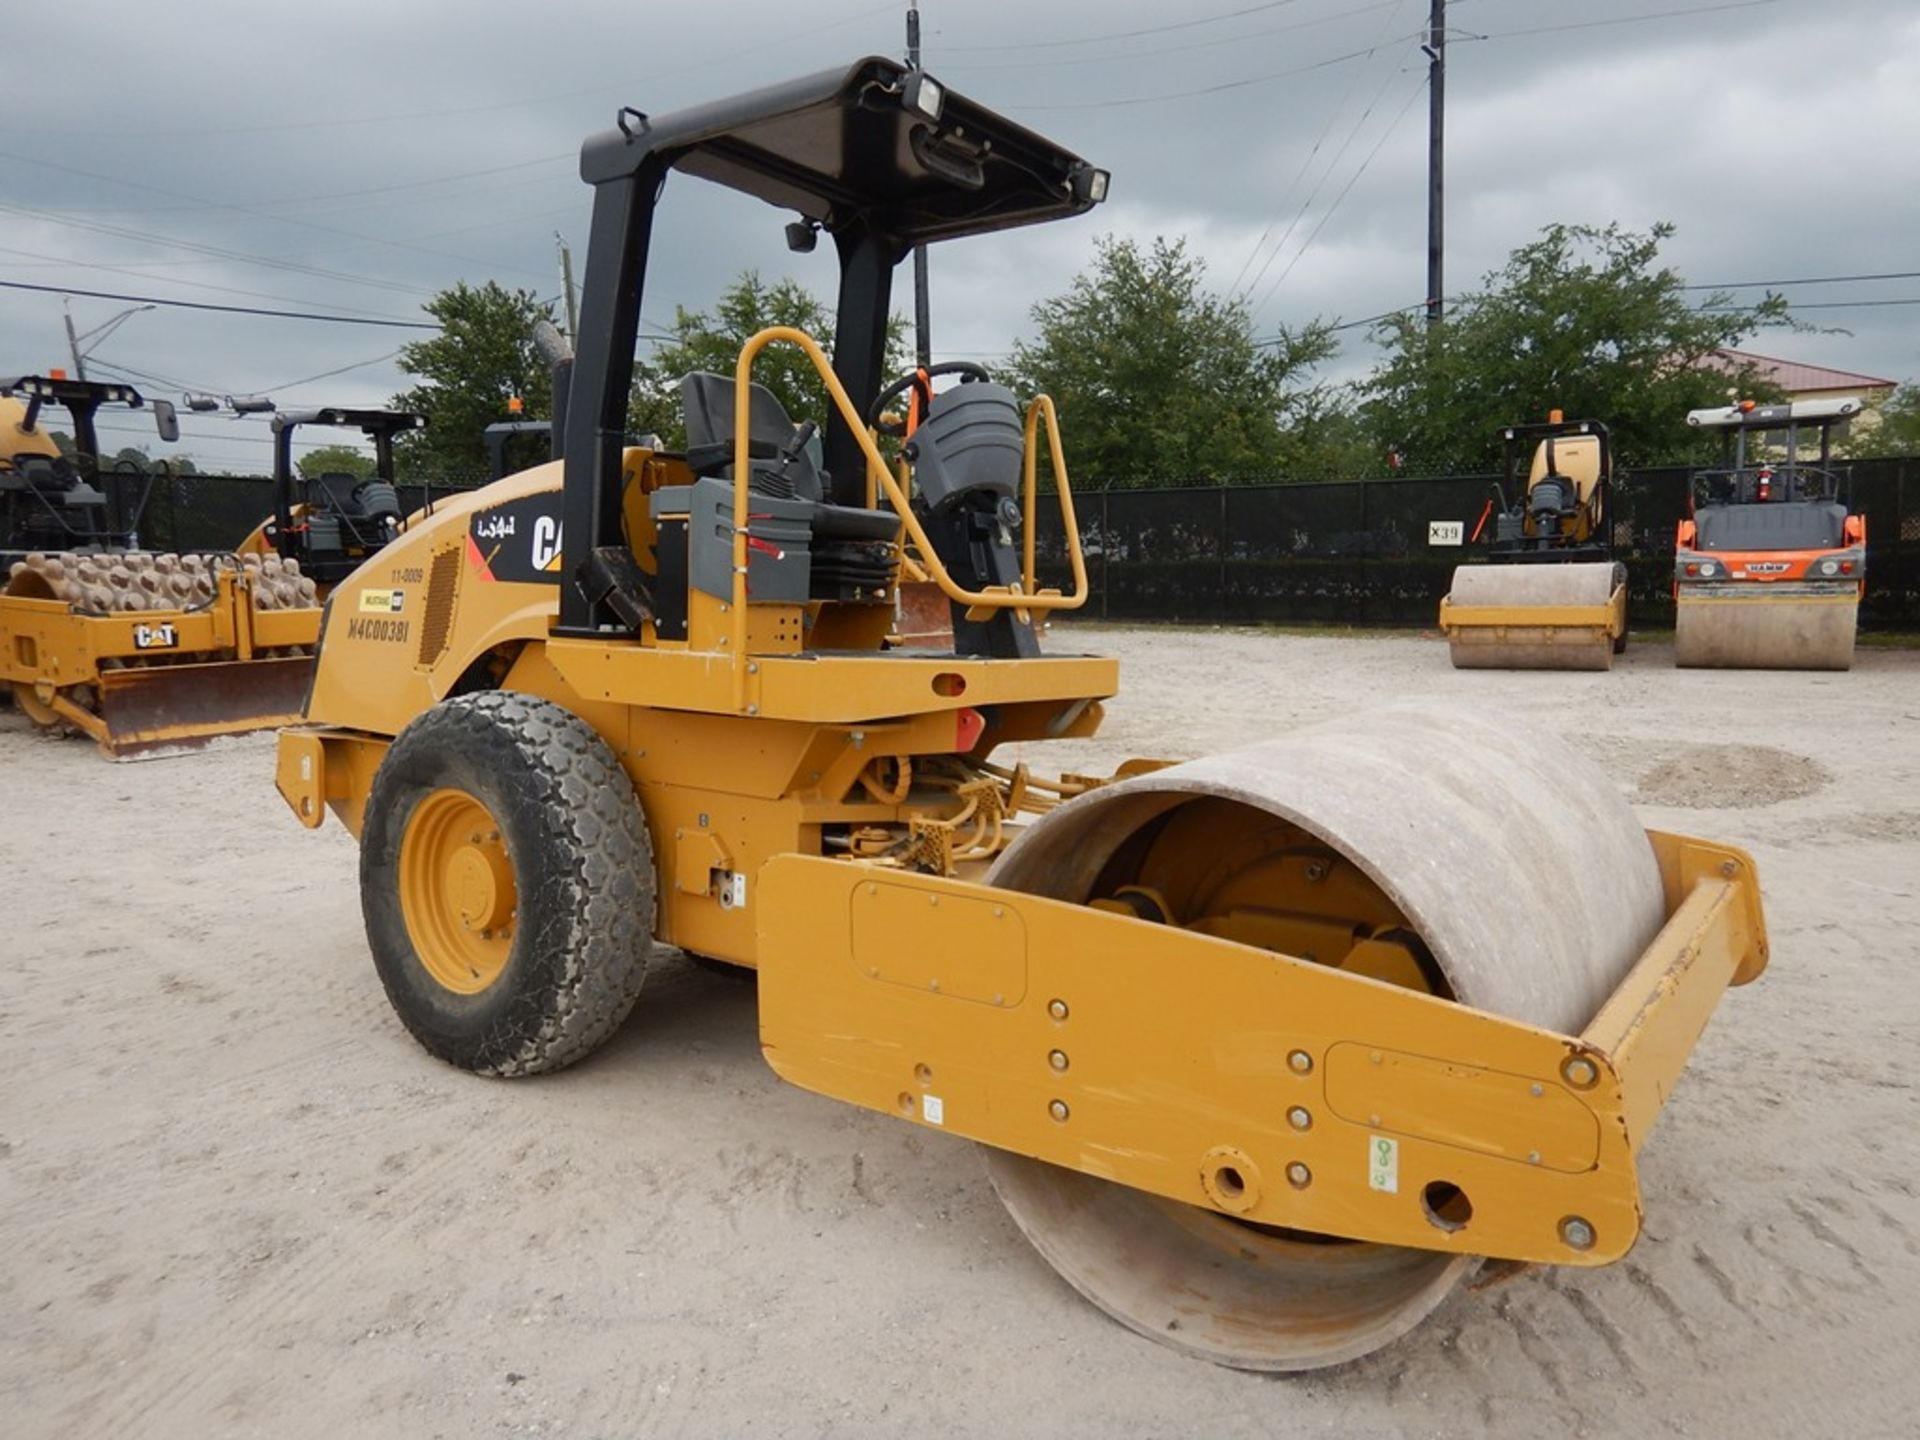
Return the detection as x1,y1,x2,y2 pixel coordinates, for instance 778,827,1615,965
630,272,908,449
296,443,375,481
390,281,556,480
1008,235,1335,486
1855,383,1920,457
1359,223,1790,471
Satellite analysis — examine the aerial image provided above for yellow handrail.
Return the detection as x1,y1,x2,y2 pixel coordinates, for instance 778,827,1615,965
1021,394,1089,613
728,327,1090,677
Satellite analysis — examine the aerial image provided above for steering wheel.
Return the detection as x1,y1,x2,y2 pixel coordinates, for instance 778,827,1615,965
865,360,993,436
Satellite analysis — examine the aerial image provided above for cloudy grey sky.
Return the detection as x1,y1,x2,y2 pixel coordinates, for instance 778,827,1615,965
4,0,1912,470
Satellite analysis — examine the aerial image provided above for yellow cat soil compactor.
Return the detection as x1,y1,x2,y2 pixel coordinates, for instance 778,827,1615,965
1,373,322,755
1674,397,1866,670
1438,415,1628,669
274,59,1768,1370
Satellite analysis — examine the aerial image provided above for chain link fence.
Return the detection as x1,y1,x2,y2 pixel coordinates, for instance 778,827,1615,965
121,457,1920,632
132,472,486,554
1040,456,1920,632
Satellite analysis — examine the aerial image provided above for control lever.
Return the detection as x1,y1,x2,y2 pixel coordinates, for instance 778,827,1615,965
759,421,818,499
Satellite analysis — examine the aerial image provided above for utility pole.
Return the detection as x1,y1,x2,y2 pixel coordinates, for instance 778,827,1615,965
62,299,154,381
907,2,932,369
63,303,87,379
555,233,581,343
1424,0,1446,327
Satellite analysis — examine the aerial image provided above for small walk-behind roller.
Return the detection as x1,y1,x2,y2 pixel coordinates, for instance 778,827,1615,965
1439,416,1629,670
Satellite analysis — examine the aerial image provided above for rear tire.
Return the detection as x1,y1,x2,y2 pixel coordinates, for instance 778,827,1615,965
361,690,656,1076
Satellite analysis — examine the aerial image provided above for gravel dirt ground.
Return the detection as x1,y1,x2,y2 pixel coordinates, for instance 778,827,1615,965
3,626,1918,1439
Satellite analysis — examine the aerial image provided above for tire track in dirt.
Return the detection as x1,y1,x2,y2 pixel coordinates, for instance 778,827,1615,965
65,1123,519,1440
1399,1174,1920,1430
4,1037,382,1242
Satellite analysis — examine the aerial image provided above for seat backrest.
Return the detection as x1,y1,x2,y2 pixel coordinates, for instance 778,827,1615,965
17,454,76,492
679,372,823,502
310,472,364,512
1528,474,1574,514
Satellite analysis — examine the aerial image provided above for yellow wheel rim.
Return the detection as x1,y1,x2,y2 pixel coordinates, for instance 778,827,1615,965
398,787,517,995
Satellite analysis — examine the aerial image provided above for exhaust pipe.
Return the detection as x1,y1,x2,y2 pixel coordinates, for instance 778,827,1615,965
533,319,573,462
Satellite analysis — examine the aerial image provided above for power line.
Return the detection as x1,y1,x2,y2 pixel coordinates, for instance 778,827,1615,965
1701,296,1920,312
1331,304,1424,333
86,356,222,396
197,154,571,212
1465,0,1786,42
259,349,408,394
0,152,552,287
1010,40,1403,112
945,0,1404,73
1228,1,1411,296
1252,303,1422,346
0,246,442,318
0,200,431,299
10,0,901,141
1250,73,1428,316
1233,9,1415,304
1685,270,1920,291
92,419,368,453
0,279,437,329
41,154,577,221
938,0,1310,52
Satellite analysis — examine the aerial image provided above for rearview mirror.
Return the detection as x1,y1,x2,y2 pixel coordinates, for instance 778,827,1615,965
151,398,180,444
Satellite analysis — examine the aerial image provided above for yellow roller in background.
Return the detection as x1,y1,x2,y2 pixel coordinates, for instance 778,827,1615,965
1438,416,1628,669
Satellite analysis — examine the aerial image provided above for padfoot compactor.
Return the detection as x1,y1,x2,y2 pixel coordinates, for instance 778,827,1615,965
274,60,1769,1370
1,373,327,755
1438,415,1628,669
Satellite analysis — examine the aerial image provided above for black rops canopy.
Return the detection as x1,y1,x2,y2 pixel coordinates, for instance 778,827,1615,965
2,374,144,409
272,407,427,439
269,406,425,565
580,56,1107,247
558,55,1108,632
3,374,149,460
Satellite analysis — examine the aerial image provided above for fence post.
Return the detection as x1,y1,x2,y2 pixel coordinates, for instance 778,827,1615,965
1100,487,1110,621
1217,485,1230,623
1358,476,1370,621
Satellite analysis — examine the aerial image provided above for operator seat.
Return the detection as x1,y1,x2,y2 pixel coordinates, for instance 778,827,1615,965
1529,473,1576,516
311,472,363,512
678,373,900,544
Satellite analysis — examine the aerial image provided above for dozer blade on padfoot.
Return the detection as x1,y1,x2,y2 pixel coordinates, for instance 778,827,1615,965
1674,583,1857,670
92,654,314,758
1439,561,1625,670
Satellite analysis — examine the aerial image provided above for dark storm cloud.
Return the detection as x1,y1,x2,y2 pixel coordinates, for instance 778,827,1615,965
2,0,1907,468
